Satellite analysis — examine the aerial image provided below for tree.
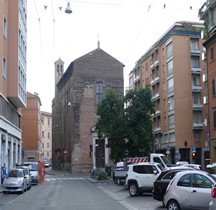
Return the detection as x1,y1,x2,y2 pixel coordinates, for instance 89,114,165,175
124,86,155,157
96,86,155,163
96,90,126,163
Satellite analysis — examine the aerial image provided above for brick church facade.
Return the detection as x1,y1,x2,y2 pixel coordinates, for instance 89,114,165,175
52,43,124,173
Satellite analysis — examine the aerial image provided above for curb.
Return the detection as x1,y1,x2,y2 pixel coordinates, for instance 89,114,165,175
86,177,114,184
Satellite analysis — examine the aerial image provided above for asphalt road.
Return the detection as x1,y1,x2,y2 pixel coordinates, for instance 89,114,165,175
0,173,165,210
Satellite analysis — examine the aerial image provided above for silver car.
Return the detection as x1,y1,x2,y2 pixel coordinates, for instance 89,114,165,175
209,184,216,210
16,165,32,190
3,168,27,194
164,170,216,210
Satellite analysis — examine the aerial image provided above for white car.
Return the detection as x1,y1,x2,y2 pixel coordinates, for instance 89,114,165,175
181,163,202,170
206,163,216,178
3,169,27,194
16,165,32,190
125,162,163,196
164,170,216,210
24,162,39,184
209,184,216,210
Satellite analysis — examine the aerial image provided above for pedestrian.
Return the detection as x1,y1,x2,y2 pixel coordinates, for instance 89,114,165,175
2,163,6,184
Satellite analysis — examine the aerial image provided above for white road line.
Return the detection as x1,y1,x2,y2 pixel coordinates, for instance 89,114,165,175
45,177,85,182
98,186,138,210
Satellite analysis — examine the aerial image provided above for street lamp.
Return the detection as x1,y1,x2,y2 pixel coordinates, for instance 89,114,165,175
65,2,72,14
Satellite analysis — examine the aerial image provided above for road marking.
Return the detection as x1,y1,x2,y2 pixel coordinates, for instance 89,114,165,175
45,177,85,182
98,186,138,210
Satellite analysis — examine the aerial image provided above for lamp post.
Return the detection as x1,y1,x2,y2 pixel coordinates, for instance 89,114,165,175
62,101,72,170
67,101,71,169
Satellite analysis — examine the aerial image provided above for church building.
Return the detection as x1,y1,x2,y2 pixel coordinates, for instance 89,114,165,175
52,42,124,173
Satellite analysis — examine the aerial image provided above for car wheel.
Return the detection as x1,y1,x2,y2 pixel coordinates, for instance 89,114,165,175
167,200,180,210
3,191,6,194
129,183,138,196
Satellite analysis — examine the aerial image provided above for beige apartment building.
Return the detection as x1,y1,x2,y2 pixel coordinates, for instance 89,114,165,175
129,21,209,167
41,111,52,163
0,0,27,174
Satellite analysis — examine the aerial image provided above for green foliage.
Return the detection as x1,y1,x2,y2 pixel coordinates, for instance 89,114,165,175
96,90,126,162
97,170,108,180
124,86,155,157
96,86,155,163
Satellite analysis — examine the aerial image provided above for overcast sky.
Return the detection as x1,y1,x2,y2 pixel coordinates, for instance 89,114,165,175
27,0,206,112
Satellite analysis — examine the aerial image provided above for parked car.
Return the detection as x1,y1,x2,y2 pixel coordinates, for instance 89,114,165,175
181,163,202,170
206,163,216,177
3,168,27,194
125,162,163,196
152,166,195,205
24,162,39,184
209,184,216,210
164,170,216,210
176,161,189,166
16,165,32,190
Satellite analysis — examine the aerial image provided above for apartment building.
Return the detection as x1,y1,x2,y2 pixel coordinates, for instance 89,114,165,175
0,1,27,174
41,111,52,163
21,92,42,162
199,0,216,163
129,21,209,166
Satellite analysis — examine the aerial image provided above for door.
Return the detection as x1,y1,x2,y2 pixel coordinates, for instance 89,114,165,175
96,139,105,168
137,165,159,188
190,173,213,209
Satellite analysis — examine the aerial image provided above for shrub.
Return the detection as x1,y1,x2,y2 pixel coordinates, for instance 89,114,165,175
97,170,108,180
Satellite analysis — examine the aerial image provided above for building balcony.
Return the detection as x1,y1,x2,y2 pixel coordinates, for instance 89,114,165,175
152,110,161,118
192,104,203,110
193,122,203,130
134,75,140,83
151,76,160,86
150,60,160,70
154,60,159,68
153,127,162,134
191,49,201,56
199,0,216,20
192,85,202,92
152,92,160,101
191,68,201,74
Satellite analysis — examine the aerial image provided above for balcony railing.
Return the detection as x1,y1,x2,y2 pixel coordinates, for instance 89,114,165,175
192,85,202,92
192,104,203,110
134,75,140,83
191,68,201,74
193,122,203,130
191,49,200,56
153,127,162,134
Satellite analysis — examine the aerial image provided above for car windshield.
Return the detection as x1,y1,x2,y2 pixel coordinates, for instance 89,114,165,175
25,163,38,171
22,168,28,175
8,170,23,178
156,163,163,171
161,156,171,165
